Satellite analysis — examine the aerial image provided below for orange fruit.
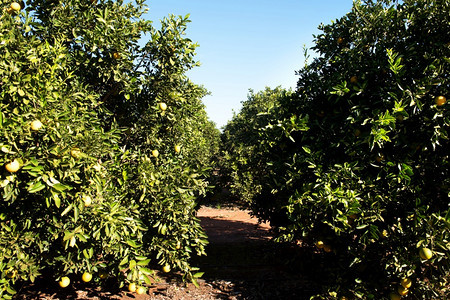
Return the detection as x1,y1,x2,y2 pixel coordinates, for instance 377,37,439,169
30,120,43,131
435,95,446,106
162,265,170,273
112,52,120,59
397,286,409,296
337,37,344,44
10,2,21,11
350,76,358,84
59,276,70,288
159,102,167,111
401,278,412,289
136,286,146,295
5,159,20,173
128,282,136,292
174,145,181,153
152,149,159,158
419,247,433,260
81,272,92,283
315,241,324,249
83,195,92,206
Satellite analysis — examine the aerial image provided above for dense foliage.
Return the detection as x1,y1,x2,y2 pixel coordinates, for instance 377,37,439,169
221,0,449,298
0,0,219,298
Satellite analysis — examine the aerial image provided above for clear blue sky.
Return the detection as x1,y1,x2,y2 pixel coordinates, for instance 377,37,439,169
144,0,355,129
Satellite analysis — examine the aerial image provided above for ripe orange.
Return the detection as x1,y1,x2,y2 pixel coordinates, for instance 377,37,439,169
337,37,344,44
419,247,433,260
83,195,92,206
152,149,159,158
315,241,324,249
350,76,358,84
159,102,167,111
174,145,181,153
10,2,21,11
162,265,171,273
5,159,20,173
112,52,121,59
128,282,137,292
59,276,70,288
400,278,412,289
136,286,146,295
30,119,43,131
176,241,181,250
397,286,409,296
81,272,92,283
435,95,446,106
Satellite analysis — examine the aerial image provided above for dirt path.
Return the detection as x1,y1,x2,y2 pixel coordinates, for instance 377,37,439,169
16,206,321,299
196,206,271,244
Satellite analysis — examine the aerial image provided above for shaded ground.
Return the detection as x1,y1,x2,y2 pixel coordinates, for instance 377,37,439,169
15,206,325,299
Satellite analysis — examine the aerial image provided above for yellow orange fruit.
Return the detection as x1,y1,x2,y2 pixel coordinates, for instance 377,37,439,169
159,102,167,111
136,286,146,295
112,52,120,59
5,159,20,173
30,119,43,131
152,149,159,158
350,76,358,84
315,241,324,249
401,278,412,289
337,37,344,44
59,276,70,288
419,247,433,260
435,95,446,106
162,265,170,273
81,272,92,283
83,195,92,206
128,282,136,292
397,286,409,296
174,145,181,153
10,2,21,11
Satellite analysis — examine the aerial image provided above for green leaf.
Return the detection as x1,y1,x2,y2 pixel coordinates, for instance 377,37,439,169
27,181,46,193
61,204,73,216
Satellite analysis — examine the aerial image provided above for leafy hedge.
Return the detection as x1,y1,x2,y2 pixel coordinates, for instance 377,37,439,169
221,0,449,298
0,0,219,298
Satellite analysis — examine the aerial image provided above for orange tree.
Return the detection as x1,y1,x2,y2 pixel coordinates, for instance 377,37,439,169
0,0,217,298
221,0,448,298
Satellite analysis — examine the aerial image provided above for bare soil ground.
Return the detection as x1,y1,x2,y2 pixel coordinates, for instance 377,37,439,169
16,206,323,299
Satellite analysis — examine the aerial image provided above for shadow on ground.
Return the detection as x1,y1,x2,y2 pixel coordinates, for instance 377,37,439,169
192,215,331,300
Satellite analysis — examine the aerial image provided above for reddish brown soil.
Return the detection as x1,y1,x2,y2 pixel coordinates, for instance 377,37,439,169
15,206,321,299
